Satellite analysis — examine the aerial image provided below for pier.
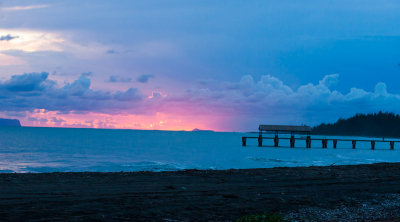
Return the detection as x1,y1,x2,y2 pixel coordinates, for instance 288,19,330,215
242,125,396,150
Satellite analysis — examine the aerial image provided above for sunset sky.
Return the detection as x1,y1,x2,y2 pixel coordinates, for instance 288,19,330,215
1,0,400,131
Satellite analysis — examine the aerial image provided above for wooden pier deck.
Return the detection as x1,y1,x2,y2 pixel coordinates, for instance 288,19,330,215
242,125,397,150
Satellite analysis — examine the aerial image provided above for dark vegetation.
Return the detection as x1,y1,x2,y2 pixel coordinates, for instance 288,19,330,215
312,112,400,138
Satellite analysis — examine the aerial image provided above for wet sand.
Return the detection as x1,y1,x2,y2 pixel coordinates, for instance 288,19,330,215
1,163,400,221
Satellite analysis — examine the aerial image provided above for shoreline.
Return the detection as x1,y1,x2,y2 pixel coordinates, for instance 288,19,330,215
2,163,400,221
2,160,400,174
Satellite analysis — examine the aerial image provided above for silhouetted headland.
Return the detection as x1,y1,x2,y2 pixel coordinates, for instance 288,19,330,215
313,112,400,138
0,118,21,127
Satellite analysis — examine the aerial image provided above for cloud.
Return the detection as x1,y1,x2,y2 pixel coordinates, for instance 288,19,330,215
107,75,132,83
81,72,93,77
0,72,143,113
162,74,400,127
0,29,110,58
319,74,339,87
0,34,18,41
0,29,64,53
114,88,142,101
51,117,65,125
2,72,52,92
149,91,166,99
2,71,400,130
0,53,24,66
106,49,117,54
136,74,154,83
1,4,49,11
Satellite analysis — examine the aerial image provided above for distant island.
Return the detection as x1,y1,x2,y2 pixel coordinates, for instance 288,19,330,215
0,118,21,127
192,128,214,132
312,112,400,138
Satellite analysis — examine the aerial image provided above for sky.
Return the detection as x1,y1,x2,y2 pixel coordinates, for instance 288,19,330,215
0,0,400,131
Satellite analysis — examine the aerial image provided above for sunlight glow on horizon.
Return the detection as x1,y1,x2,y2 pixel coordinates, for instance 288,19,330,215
1,1,400,131
15,109,220,131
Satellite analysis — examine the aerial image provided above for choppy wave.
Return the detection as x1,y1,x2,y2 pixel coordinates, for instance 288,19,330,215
247,157,299,164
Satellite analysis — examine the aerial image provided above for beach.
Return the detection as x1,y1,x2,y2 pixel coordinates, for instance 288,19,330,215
2,163,400,221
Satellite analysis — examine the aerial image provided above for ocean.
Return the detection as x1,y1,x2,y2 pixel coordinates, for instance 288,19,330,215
0,127,399,173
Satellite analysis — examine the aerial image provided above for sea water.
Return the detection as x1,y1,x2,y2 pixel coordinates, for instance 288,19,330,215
0,127,399,173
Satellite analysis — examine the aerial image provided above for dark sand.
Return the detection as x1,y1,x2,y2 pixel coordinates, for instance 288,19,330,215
2,163,400,221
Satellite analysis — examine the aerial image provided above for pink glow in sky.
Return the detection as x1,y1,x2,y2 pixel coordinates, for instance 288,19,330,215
1,1,400,131
18,109,224,131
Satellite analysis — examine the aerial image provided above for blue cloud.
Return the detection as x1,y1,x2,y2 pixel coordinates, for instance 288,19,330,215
107,75,132,83
136,74,154,83
0,72,143,113
176,74,400,129
0,34,19,41
106,49,117,54
2,72,52,92
114,88,141,101
2,72,400,130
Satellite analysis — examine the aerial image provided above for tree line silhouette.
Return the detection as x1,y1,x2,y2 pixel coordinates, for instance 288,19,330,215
312,112,400,138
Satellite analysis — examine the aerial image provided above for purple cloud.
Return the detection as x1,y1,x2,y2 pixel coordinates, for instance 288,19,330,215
107,75,132,83
161,74,400,129
2,72,53,92
136,74,154,83
1,71,400,130
106,49,117,54
0,72,143,113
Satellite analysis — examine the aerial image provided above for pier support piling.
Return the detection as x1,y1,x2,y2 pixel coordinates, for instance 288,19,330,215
333,139,337,149
371,141,375,150
290,131,295,148
274,131,279,147
352,140,356,149
322,139,327,148
290,137,295,147
242,137,247,147
390,141,394,150
257,130,263,147
306,135,311,148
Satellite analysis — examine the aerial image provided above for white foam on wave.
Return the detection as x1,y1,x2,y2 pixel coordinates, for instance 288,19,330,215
120,161,186,172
